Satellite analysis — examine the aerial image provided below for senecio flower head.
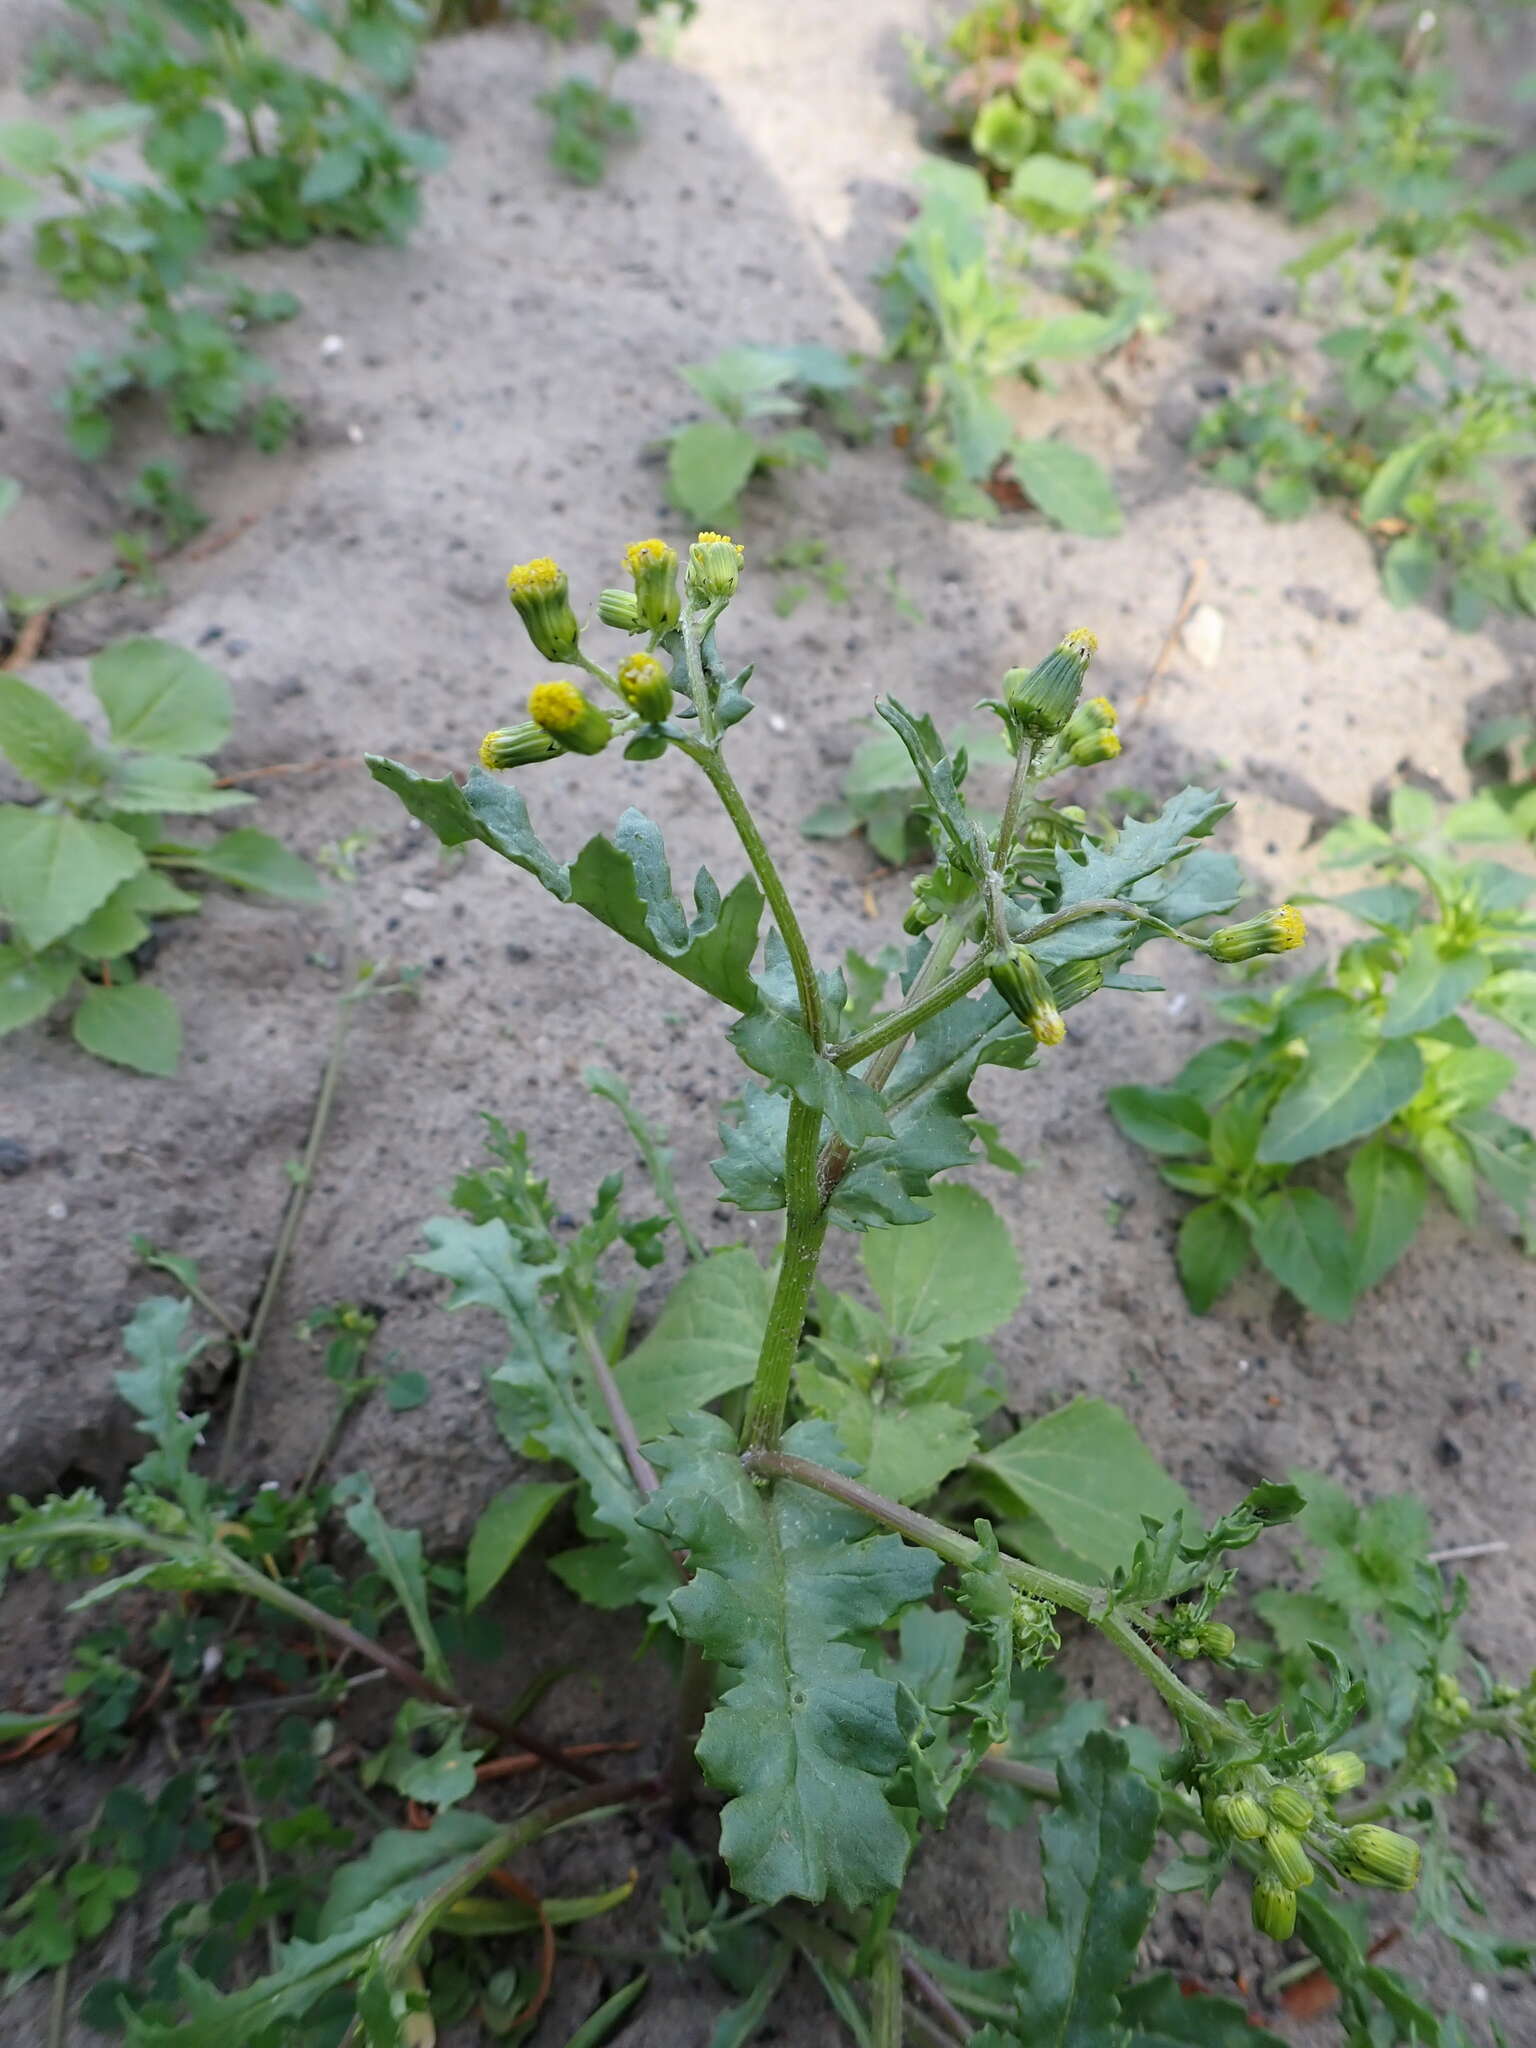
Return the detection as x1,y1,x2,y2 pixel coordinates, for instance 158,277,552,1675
528,679,611,756
1004,627,1098,739
479,721,561,772
507,556,581,663
1209,904,1307,964
616,652,674,722
687,530,743,603
623,537,680,634
988,946,1066,1048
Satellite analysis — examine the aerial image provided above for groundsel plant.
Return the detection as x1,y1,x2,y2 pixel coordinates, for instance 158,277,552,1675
368,541,1426,1992
5,535,1500,2042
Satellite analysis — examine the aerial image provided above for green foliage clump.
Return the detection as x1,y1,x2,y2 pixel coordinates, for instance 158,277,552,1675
0,637,321,1073
1111,787,1536,1318
1,0,445,480
662,344,867,528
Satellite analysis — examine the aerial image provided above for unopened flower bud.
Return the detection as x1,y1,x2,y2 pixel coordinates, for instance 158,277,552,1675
1068,728,1122,767
598,587,644,633
1195,1621,1236,1660
1264,1827,1315,1890
616,652,674,722
528,680,612,757
1214,1792,1268,1841
623,538,681,634
1337,1825,1420,1891
989,947,1066,1047
1062,695,1117,745
1208,905,1306,963
1267,1784,1315,1831
507,557,581,663
1003,627,1098,738
1310,1750,1366,1797
904,897,942,937
479,722,562,772
1252,1874,1297,1941
687,530,743,603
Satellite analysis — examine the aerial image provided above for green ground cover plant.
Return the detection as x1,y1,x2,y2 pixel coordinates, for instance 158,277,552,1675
661,345,866,528
0,636,321,1073
1111,786,1536,1318
908,2,1536,617
1,0,445,500
4,535,1533,2041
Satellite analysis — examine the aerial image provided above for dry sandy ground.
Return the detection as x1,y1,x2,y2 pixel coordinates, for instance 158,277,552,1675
2,1,1535,2040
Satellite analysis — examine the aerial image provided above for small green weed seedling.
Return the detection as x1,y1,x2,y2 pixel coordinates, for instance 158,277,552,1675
2,0,445,484
877,161,1131,530
4,538,1533,2040
1111,786,1536,1319
663,345,866,528
912,0,1204,213
0,637,321,1073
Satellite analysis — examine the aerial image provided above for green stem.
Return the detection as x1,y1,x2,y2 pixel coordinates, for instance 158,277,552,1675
741,1451,1235,1749
209,1546,607,1780
818,913,971,1195
683,741,825,1048
216,965,358,1483
340,1781,653,2043
679,605,719,746
741,1100,828,1454
560,1278,658,1497
829,953,992,1069
993,736,1039,869
871,1938,903,2048
573,648,621,698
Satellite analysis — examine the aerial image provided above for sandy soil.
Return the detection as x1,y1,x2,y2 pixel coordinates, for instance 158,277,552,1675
2,2,1535,2041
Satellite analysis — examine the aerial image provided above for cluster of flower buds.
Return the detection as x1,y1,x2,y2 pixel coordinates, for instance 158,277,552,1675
988,944,1066,1047
1205,1753,1420,1941
483,534,742,772
1426,1670,1473,1734
1157,1605,1236,1662
1012,1592,1061,1666
1207,904,1307,963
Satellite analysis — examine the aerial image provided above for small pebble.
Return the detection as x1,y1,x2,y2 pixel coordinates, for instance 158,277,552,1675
320,334,345,359
346,422,366,444
400,887,437,910
0,1138,31,1176
46,1200,68,1221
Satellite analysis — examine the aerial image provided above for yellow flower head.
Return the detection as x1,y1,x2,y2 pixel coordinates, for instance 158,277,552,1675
506,557,580,662
1004,627,1098,739
479,722,560,773
688,530,744,602
506,556,565,602
528,680,588,734
624,538,673,578
1069,728,1122,767
527,681,611,756
616,652,673,721
622,538,680,633
1209,903,1308,964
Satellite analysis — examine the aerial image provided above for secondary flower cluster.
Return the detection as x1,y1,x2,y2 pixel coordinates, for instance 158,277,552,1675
1204,1753,1421,1940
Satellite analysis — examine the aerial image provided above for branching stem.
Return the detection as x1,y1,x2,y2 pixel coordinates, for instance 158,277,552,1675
741,1451,1236,1750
